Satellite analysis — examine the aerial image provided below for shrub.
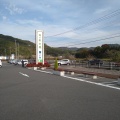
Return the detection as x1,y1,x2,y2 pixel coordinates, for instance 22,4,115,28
54,58,58,70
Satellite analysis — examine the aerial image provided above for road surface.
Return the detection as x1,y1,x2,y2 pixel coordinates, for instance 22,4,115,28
0,62,120,120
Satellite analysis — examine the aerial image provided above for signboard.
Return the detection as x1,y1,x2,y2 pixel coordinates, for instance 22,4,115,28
35,30,44,64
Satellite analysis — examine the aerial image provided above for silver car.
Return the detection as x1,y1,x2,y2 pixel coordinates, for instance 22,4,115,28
58,59,71,65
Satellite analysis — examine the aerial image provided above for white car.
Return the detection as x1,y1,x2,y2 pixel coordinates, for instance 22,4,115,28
58,59,71,65
14,59,22,65
21,59,28,66
9,59,17,64
17,60,22,65
13,59,18,65
0,60,2,67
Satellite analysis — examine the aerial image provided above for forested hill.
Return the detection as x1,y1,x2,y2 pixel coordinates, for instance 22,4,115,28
0,34,74,58
0,34,120,61
0,34,34,46
0,34,36,58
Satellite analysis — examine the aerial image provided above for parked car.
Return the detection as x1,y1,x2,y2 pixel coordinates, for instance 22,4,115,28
13,59,19,65
21,59,28,66
13,59,22,65
9,59,15,64
88,59,103,65
8,59,11,63
0,60,2,67
58,59,71,65
17,60,22,65
28,59,35,64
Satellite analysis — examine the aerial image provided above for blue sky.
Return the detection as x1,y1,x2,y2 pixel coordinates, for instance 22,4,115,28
0,0,120,48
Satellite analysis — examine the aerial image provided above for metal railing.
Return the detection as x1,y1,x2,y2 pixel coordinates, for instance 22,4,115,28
46,59,120,71
71,60,120,71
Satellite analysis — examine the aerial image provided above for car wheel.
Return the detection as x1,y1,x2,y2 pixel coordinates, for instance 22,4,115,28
0,65,2,67
58,63,61,66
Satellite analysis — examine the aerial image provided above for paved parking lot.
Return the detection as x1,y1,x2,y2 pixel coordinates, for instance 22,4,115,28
36,66,120,90
0,62,120,120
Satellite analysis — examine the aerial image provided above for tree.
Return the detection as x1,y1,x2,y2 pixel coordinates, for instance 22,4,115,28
75,49,90,58
93,46,102,58
101,44,110,52
107,50,120,62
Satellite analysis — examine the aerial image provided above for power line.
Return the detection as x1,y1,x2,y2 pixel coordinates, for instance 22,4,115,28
65,34,120,47
45,9,120,38
74,19,120,34
45,20,120,43
52,32,120,46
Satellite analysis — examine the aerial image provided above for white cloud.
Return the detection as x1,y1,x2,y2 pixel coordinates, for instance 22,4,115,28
5,3,25,15
94,7,111,15
2,16,7,20
0,0,120,48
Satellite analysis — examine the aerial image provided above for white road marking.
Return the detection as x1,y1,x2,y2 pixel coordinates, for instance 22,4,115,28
101,81,117,84
35,70,53,74
31,69,120,91
63,75,120,91
19,72,29,77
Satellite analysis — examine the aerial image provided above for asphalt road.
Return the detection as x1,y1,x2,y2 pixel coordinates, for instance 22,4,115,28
0,62,120,120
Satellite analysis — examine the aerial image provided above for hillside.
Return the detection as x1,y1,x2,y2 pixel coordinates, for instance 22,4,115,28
58,47,79,51
0,34,74,59
1,34,119,60
0,34,36,58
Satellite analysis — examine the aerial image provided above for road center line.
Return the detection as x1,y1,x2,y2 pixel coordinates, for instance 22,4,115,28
19,72,29,77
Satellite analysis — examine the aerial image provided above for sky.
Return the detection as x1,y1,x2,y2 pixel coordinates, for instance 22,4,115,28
0,0,120,48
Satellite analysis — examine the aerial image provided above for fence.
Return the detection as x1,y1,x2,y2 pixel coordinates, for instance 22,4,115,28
71,60,120,71
46,59,120,71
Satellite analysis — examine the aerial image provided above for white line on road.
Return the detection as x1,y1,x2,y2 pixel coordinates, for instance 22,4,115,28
63,75,120,91
19,72,29,77
32,69,120,91
35,70,53,74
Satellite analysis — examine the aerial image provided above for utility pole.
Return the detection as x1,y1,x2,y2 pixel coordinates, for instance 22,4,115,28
15,40,17,59
4,48,6,56
9,47,11,59
4,48,6,60
18,43,19,59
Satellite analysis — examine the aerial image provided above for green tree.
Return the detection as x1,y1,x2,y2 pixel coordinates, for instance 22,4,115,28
75,49,89,58
93,46,102,58
107,50,120,62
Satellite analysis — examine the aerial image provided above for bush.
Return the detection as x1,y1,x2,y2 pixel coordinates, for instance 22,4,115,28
54,58,58,70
